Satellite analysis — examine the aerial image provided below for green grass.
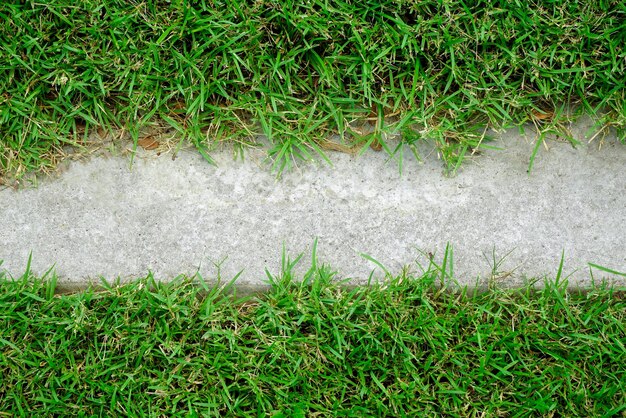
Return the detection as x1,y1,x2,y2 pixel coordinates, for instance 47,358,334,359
1,253,625,416
1,0,625,178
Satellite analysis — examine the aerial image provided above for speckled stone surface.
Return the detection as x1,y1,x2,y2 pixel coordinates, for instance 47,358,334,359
1,119,625,290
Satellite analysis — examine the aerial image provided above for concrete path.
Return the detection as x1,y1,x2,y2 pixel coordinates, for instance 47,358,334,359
1,119,625,291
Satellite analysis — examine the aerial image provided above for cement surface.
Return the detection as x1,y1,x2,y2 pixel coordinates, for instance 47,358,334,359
1,119,625,290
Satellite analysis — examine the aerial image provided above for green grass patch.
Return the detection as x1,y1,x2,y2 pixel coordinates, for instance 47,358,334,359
1,255,625,416
1,0,625,178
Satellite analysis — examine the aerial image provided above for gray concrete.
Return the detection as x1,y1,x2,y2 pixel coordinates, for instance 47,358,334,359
1,118,625,291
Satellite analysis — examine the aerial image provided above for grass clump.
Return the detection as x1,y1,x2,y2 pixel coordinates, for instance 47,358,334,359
1,256,625,416
1,0,625,178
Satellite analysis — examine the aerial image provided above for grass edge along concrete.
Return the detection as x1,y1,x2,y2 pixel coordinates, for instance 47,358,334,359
1,0,625,179
1,246,625,415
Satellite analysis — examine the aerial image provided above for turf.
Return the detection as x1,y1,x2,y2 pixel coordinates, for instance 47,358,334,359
1,255,625,416
1,0,625,178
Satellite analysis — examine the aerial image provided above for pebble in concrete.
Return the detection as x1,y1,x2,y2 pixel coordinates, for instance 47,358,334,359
1,119,625,291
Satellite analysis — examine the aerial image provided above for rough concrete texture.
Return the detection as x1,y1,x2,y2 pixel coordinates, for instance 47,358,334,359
1,119,625,291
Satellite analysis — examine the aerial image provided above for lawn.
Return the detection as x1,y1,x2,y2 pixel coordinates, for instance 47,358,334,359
1,253,625,416
2,2,625,414
1,0,625,179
